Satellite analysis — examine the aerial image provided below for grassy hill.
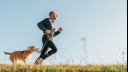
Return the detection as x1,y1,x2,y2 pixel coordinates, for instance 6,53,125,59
0,64,127,72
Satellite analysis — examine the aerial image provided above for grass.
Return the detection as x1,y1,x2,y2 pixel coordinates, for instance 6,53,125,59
0,64,127,72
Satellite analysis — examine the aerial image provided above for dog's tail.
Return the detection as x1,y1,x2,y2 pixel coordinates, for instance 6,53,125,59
4,52,11,55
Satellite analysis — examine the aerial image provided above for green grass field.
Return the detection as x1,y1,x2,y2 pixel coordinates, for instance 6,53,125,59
0,64,127,72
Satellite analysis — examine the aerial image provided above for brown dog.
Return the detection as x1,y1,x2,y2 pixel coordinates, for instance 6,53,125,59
4,46,39,64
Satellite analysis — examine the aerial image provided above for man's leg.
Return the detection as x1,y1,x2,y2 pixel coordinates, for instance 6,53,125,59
35,41,49,64
39,45,49,58
42,41,57,60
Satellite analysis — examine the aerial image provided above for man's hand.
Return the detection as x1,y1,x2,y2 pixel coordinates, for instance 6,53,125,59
45,30,51,34
58,27,63,32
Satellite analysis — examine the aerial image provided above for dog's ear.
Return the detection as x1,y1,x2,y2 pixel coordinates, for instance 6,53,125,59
28,46,32,50
28,46,35,50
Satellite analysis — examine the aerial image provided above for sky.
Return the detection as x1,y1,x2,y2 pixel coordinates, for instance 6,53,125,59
0,0,127,65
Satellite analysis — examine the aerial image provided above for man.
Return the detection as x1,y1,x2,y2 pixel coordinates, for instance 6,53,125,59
35,11,62,65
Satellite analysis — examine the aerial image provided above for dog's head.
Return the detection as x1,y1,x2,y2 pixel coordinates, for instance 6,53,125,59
27,46,39,53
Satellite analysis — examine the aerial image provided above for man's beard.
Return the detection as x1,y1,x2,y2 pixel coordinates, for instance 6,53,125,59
53,17,57,20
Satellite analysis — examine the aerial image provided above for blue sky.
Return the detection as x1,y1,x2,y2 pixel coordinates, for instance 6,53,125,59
0,0,127,65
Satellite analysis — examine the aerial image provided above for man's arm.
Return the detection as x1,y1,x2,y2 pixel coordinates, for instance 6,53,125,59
54,27,62,36
37,18,53,34
37,22,46,32
37,18,49,32
54,31,60,36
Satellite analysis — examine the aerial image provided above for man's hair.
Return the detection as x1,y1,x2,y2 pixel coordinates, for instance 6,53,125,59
49,11,55,16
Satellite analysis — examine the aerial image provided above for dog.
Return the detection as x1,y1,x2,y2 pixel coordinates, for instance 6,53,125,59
4,46,39,64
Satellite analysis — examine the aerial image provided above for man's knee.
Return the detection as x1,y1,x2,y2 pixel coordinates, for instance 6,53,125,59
48,48,57,56
53,48,57,53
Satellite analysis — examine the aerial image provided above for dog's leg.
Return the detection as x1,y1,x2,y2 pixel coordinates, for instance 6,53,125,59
11,57,17,65
23,59,27,65
24,58,30,65
23,62,26,65
10,58,15,64
12,60,17,65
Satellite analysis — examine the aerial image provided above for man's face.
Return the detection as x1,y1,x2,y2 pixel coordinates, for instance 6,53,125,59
50,12,57,20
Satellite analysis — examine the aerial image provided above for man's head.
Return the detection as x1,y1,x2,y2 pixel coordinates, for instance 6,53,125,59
49,11,57,21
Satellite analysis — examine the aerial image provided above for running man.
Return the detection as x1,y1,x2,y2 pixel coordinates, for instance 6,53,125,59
35,11,62,65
